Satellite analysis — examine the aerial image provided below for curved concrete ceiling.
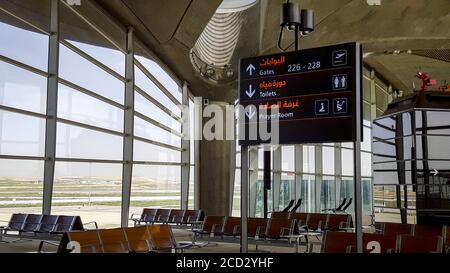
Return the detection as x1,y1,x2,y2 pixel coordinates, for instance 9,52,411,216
94,0,450,102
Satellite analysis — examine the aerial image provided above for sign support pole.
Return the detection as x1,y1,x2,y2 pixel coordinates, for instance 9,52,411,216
354,44,363,253
240,145,249,253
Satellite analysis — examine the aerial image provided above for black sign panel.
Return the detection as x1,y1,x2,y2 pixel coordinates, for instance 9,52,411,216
239,42,362,146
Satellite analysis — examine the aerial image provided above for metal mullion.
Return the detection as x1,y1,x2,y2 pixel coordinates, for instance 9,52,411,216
60,0,126,55
121,27,134,228
58,79,125,110
0,6,50,36
135,86,181,122
57,117,125,137
134,136,182,152
60,40,126,83
181,82,190,210
0,55,49,78
0,105,47,119
55,157,123,164
0,155,45,161
43,0,59,215
133,161,183,166
134,60,181,106
134,111,182,138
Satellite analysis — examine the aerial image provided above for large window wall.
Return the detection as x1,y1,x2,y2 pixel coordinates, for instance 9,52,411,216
0,0,195,228
234,67,392,225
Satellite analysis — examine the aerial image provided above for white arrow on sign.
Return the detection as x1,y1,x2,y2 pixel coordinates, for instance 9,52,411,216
246,107,256,120
432,169,439,176
246,64,256,76
246,84,256,98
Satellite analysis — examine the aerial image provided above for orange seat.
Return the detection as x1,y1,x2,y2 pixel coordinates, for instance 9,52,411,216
65,230,102,253
321,231,356,253
123,226,152,253
289,212,308,227
222,217,241,236
326,214,351,231
98,228,129,253
378,222,413,236
396,235,444,253
148,224,177,252
306,213,328,231
247,218,268,239
270,211,290,219
265,218,296,239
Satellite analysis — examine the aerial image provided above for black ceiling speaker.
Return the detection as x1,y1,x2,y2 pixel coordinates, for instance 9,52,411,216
300,9,314,34
278,1,315,52
280,2,301,31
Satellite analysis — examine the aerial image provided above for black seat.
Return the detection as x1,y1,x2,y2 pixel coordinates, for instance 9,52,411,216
52,216,77,234
37,215,59,233
22,214,43,233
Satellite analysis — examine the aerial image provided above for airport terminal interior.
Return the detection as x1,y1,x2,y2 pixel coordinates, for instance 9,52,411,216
0,0,449,254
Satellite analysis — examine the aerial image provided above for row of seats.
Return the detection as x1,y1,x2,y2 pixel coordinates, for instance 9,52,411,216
130,208,204,226
193,213,352,242
322,230,447,253
0,213,93,242
41,224,190,253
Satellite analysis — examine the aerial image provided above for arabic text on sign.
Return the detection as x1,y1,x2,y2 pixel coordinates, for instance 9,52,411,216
259,80,287,90
259,56,286,67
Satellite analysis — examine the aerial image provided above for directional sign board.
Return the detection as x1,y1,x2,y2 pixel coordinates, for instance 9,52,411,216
239,42,362,146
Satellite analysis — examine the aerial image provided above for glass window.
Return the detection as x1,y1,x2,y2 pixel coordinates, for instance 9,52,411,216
301,175,315,212
320,177,336,211
134,54,181,102
130,164,181,214
60,2,125,76
0,159,44,215
303,145,315,173
322,146,335,175
135,66,181,116
0,15,48,71
58,84,124,132
135,91,181,132
0,61,47,114
59,44,124,104
53,161,122,228
281,145,294,172
56,123,123,160
0,110,45,156
280,172,295,211
342,148,354,176
233,168,241,217
133,140,181,163
134,116,181,147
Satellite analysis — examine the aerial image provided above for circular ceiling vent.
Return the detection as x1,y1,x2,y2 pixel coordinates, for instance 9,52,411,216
217,0,257,13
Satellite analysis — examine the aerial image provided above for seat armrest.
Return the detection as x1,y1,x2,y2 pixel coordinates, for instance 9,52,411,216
83,221,98,230
38,240,60,253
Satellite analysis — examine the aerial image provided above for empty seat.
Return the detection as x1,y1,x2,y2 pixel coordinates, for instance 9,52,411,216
270,211,290,219
321,231,356,253
363,233,397,253
378,222,413,236
168,209,185,224
1,213,28,233
412,224,446,238
222,217,240,237
265,218,296,239
183,210,203,225
123,226,152,253
396,235,444,253
306,213,328,231
326,214,351,231
142,208,158,224
53,216,77,234
289,212,308,227
22,214,43,233
98,228,129,253
248,218,268,239
64,230,102,253
194,216,225,237
155,209,171,223
148,224,191,252
37,215,59,233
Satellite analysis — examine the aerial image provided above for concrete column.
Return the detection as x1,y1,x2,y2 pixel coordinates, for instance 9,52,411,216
199,101,233,216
